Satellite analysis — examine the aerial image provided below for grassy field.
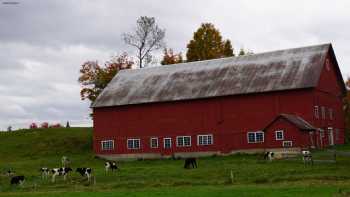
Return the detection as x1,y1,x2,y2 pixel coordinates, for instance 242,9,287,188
0,128,350,196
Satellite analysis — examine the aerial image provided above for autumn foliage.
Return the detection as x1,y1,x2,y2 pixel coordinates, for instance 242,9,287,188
161,48,183,65
29,123,38,129
78,53,133,103
186,23,234,62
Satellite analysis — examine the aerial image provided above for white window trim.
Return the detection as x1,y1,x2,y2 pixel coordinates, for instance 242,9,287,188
163,137,172,149
176,136,191,147
275,130,284,141
197,134,214,146
247,131,264,143
150,137,158,148
314,106,319,119
101,140,114,150
127,138,141,150
321,106,326,120
282,141,293,147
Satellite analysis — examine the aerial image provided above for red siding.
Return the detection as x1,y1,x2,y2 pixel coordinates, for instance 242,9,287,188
93,52,345,156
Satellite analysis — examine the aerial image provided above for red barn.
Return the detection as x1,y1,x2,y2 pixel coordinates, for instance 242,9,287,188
92,43,346,159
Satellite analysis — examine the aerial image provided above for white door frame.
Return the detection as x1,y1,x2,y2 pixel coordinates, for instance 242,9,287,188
328,127,334,146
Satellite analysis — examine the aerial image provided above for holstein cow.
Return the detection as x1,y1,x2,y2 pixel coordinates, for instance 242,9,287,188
184,158,197,169
76,168,93,182
264,151,274,161
51,167,72,183
40,167,50,180
11,176,25,185
301,150,313,166
105,161,118,174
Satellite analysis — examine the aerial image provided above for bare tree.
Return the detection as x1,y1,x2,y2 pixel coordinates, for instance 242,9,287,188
123,16,165,68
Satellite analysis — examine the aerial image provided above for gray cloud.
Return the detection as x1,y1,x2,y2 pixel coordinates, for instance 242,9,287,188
0,0,350,130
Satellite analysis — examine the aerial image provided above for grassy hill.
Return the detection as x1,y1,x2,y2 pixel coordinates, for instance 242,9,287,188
0,128,350,196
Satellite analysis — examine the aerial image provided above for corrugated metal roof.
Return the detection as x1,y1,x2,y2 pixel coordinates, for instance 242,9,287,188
263,114,317,131
92,43,331,108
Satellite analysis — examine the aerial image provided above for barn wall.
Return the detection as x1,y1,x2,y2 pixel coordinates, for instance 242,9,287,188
311,53,345,145
264,118,310,149
93,88,315,157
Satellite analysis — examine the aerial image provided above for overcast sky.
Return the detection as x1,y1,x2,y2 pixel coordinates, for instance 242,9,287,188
0,0,350,130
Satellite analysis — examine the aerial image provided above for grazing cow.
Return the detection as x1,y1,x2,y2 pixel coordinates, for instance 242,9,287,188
11,176,25,185
61,156,70,167
264,151,274,161
40,167,50,179
184,158,197,169
105,161,118,174
51,167,72,183
302,150,313,165
76,168,93,182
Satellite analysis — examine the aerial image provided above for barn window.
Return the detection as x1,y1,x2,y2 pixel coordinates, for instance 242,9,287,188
197,134,213,145
247,131,264,143
320,129,324,138
321,106,326,119
101,140,114,150
282,141,293,147
176,136,191,147
314,106,319,119
325,58,330,71
127,138,140,149
150,137,158,148
329,108,333,120
164,138,172,149
275,130,284,140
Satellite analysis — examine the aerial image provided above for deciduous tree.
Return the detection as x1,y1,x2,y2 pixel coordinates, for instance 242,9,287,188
161,48,183,65
78,53,133,104
186,23,234,62
123,16,165,68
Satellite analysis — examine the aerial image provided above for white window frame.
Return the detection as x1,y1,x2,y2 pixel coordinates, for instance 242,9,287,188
176,136,191,147
150,137,158,148
314,106,319,119
282,141,293,147
127,138,140,150
247,131,264,143
101,140,114,151
197,134,213,146
275,130,284,140
163,138,172,149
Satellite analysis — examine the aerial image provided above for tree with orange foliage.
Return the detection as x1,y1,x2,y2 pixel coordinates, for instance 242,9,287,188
161,48,183,65
78,53,133,104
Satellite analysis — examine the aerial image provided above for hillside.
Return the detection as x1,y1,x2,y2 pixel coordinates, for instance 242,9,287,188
0,128,349,196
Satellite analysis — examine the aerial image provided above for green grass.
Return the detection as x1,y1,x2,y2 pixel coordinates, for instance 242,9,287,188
0,128,350,196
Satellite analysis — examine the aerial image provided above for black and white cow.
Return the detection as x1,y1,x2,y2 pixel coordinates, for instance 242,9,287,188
51,167,72,183
301,150,313,165
11,176,25,185
105,161,118,174
76,168,93,182
184,158,197,169
264,151,274,161
40,167,50,179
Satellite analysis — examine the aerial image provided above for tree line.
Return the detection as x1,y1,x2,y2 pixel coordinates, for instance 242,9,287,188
79,16,251,105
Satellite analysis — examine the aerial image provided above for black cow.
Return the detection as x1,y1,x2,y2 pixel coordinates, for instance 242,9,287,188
51,167,72,183
105,161,118,174
184,158,197,169
11,176,25,185
76,168,93,181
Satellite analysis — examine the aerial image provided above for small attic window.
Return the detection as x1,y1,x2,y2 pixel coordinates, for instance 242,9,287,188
325,58,330,71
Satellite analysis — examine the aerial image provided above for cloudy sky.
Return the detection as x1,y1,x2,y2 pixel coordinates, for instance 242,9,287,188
0,0,349,130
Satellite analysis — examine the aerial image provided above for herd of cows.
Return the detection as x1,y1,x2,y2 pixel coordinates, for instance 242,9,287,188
5,151,313,186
